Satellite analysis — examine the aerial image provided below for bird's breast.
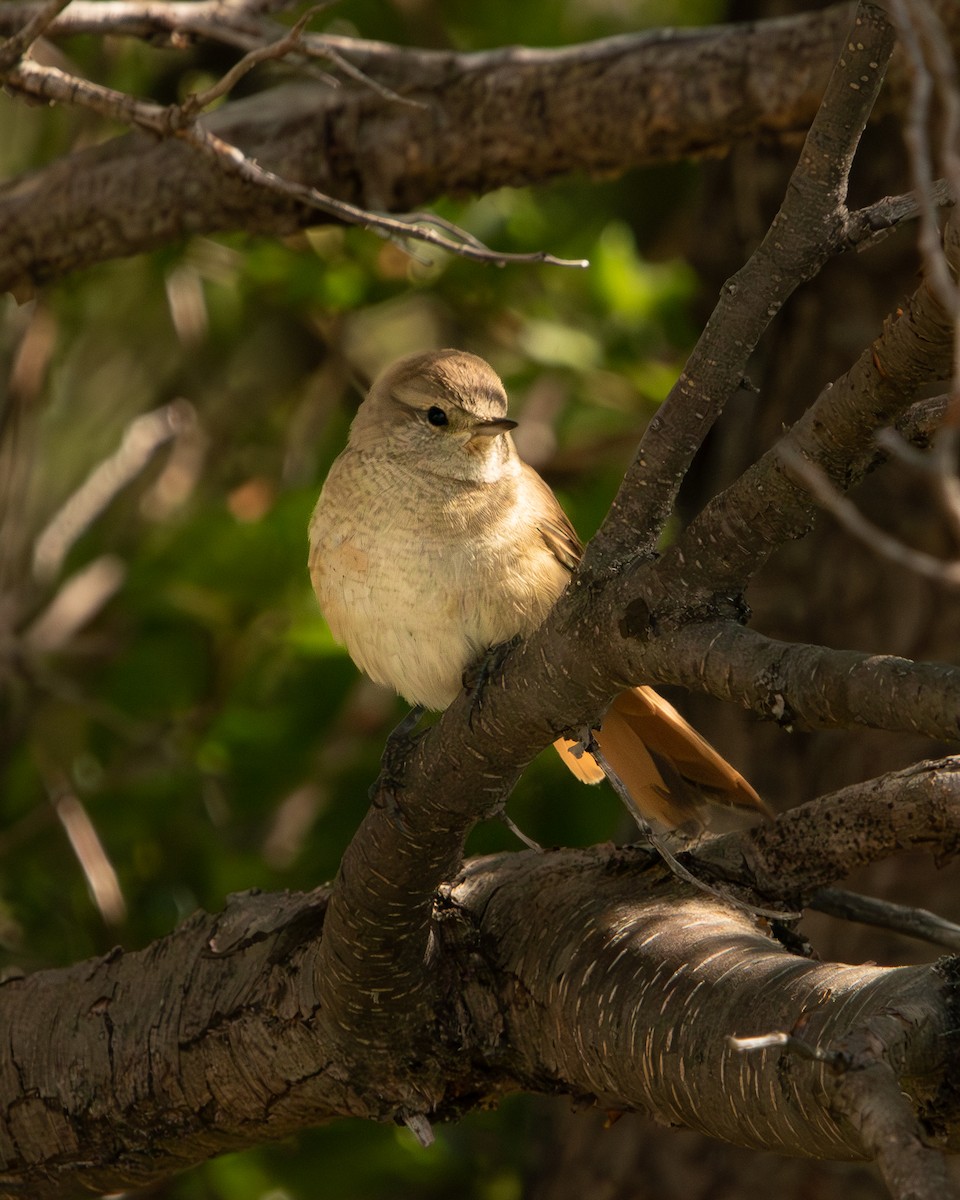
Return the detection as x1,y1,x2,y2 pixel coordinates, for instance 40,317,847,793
309,451,570,709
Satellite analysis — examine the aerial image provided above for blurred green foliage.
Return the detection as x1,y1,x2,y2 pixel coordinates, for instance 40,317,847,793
0,0,725,1195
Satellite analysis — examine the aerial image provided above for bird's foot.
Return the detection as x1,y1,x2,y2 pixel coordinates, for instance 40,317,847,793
463,635,522,730
369,704,426,804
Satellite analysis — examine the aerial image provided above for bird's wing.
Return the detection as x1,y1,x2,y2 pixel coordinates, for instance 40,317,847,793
521,463,584,571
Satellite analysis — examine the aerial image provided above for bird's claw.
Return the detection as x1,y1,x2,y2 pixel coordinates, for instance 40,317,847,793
369,704,426,804
463,635,522,729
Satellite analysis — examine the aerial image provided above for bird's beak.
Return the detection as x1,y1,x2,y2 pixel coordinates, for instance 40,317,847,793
468,417,518,441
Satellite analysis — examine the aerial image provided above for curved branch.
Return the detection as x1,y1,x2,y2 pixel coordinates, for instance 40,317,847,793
4,3,960,291
1,847,957,1197
582,3,897,571
613,204,957,640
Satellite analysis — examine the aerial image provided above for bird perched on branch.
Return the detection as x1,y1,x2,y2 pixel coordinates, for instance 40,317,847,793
309,349,764,828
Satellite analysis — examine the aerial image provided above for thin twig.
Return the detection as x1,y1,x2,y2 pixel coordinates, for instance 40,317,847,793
194,124,589,266
182,5,322,113
779,442,960,587
0,0,73,71
298,34,427,108
31,401,192,583
887,1,960,314
931,425,960,545
729,1031,837,1063
809,886,960,951
844,178,954,251
2,56,589,270
38,763,127,928
579,728,799,921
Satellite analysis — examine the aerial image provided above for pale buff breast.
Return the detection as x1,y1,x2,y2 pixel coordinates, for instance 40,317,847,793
309,450,571,710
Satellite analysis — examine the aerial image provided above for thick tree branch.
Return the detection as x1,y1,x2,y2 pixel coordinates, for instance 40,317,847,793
2,3,960,292
1,841,957,1197
700,757,960,898
634,622,960,741
582,3,897,572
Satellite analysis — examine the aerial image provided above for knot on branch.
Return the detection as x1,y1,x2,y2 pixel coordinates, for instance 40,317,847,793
619,592,750,642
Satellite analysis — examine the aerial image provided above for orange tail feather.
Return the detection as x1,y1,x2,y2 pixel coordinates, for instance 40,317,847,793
554,686,766,828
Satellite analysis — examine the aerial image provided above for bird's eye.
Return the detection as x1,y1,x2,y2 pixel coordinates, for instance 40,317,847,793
426,406,449,427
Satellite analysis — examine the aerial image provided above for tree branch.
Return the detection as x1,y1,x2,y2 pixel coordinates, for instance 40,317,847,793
616,203,958,629
828,1045,958,1200
0,0,71,71
1,845,957,1197
699,756,960,898
4,3,960,292
808,888,960,952
634,622,960,741
3,56,587,273
582,3,897,572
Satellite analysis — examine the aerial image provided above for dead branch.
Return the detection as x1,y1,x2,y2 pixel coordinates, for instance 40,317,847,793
6,4,960,292
582,5,897,572
699,756,960,899
808,888,960,952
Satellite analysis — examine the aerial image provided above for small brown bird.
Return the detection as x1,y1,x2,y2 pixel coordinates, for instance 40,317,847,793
309,349,764,827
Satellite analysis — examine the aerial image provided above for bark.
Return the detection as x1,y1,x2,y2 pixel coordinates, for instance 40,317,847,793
1,3,959,1196
1,838,957,1198
0,2,959,292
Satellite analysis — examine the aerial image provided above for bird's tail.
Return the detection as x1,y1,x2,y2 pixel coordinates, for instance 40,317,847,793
554,685,767,828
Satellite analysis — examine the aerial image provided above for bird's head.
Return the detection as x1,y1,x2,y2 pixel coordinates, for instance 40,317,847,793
348,349,519,482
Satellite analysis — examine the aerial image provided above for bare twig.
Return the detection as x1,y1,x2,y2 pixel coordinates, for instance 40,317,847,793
191,125,590,268
2,56,589,271
0,0,73,71
31,401,194,583
887,1,960,558
778,441,960,587
729,1031,836,1062
888,0,960,312
809,886,960,951
844,178,954,250
24,555,127,652
181,5,322,113
39,765,127,927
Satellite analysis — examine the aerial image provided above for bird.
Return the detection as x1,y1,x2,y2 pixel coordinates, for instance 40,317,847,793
308,348,765,828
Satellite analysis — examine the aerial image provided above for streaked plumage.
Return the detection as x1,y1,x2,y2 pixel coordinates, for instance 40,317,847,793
309,349,765,827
